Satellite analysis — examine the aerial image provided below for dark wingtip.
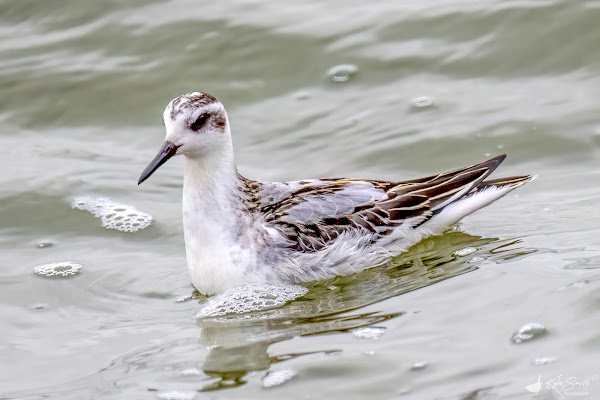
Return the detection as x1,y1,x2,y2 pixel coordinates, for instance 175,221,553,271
482,154,507,175
489,153,507,164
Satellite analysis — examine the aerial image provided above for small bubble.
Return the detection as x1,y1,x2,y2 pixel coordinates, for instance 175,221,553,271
411,361,427,370
34,262,82,278
352,327,386,340
157,391,196,400
294,91,311,100
327,64,358,83
181,368,202,376
263,369,294,388
36,241,54,249
468,256,485,263
453,247,477,257
531,356,557,366
484,152,491,157
412,96,433,108
497,144,504,150
202,31,218,39
511,323,547,344
30,303,49,310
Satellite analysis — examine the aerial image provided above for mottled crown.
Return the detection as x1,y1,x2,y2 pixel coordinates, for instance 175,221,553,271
164,92,228,133
167,92,218,120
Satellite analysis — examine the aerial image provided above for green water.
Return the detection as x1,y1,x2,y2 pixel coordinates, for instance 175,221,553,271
1,1,599,399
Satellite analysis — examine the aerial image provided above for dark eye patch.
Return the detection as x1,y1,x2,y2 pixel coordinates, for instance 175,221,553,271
190,113,209,131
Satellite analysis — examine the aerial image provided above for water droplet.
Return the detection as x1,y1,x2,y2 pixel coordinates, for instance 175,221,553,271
72,196,152,232
453,247,477,257
352,327,386,340
34,262,82,278
157,391,196,400
263,369,294,388
411,361,427,370
531,356,557,366
327,64,358,83
412,96,433,108
511,323,547,344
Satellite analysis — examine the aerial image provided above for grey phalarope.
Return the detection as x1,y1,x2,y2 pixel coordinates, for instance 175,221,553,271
139,92,534,295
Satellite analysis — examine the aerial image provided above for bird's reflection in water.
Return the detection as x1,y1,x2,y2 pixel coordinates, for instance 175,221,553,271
195,231,537,391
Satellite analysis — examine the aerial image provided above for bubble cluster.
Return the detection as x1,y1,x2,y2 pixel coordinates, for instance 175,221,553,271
511,322,547,344
34,261,82,278
262,369,295,388
72,196,152,232
196,284,308,317
327,64,358,83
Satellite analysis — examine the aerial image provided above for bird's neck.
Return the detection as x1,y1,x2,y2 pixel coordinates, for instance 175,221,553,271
183,148,237,199
181,151,256,294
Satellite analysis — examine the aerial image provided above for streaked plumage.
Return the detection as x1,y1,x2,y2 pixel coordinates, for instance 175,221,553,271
139,92,534,295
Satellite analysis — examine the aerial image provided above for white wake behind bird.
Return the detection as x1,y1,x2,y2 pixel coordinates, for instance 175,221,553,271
138,92,534,295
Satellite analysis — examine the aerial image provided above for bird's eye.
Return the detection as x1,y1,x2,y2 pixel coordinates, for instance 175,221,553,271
190,113,209,131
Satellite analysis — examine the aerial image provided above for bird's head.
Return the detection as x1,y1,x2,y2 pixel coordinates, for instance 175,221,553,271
138,92,231,184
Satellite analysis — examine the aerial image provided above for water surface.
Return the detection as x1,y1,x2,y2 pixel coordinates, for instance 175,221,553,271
1,1,599,399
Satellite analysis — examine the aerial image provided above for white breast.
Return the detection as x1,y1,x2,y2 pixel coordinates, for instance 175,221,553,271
182,202,248,295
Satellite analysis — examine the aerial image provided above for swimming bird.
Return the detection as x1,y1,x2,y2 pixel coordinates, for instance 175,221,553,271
138,92,533,295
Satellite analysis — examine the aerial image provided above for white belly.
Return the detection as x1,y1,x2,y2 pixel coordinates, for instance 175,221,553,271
183,216,249,294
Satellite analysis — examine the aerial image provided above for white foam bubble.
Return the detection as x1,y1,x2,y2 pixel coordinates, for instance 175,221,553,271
352,326,386,340
34,261,82,278
411,361,427,370
453,247,477,257
327,64,358,83
181,368,202,376
531,356,557,366
157,391,196,400
196,283,308,317
412,96,434,108
72,196,152,232
511,322,547,344
262,369,294,388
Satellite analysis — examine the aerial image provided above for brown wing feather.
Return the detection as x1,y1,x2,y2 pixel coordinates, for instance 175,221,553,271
251,155,508,252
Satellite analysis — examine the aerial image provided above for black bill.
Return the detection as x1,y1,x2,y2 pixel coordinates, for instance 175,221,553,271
138,141,178,185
